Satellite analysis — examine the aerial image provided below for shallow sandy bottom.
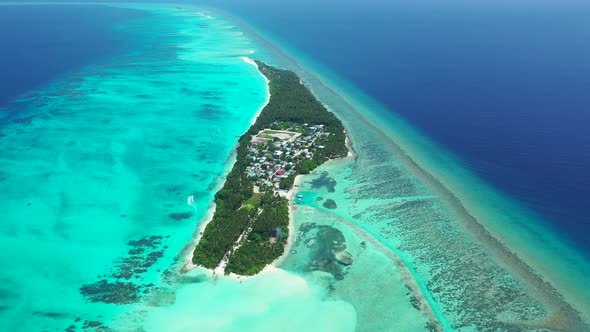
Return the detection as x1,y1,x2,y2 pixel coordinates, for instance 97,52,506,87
135,267,356,332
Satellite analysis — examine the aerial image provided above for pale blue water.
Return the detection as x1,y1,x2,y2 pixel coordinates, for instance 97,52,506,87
1,2,589,331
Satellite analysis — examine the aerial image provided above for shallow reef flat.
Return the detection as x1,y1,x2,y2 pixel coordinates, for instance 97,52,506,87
280,204,436,332
279,97,590,330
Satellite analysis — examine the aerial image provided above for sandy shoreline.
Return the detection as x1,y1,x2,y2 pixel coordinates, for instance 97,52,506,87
179,59,353,281
182,174,302,282
180,56,271,281
271,175,302,267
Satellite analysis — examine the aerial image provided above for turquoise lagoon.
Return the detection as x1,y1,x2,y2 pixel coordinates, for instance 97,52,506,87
0,2,589,332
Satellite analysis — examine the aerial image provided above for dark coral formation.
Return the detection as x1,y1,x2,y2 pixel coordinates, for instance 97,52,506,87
80,235,166,305
80,280,140,304
296,223,351,280
33,311,66,318
12,115,36,125
126,235,162,249
64,317,116,331
322,199,337,209
310,171,337,192
169,212,192,220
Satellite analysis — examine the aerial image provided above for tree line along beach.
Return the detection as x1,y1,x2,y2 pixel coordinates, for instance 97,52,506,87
191,61,348,276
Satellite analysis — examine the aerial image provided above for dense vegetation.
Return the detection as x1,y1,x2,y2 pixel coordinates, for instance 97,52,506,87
225,193,289,275
192,62,347,275
250,61,348,163
191,133,255,269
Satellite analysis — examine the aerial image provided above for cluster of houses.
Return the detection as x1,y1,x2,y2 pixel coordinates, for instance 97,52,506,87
245,123,329,192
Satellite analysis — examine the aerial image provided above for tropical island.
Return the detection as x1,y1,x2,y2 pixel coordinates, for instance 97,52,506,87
192,61,348,276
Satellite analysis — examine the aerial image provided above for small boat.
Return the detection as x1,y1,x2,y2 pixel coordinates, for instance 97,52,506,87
211,135,216,140
217,130,221,134
296,194,303,198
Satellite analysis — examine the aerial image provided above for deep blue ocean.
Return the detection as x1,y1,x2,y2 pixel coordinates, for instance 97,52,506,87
208,0,590,252
1,1,589,254
0,5,145,107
